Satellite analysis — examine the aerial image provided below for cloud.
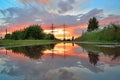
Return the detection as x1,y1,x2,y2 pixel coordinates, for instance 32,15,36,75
0,7,45,26
0,7,119,28
44,67,80,80
42,0,90,16
36,0,51,4
18,0,51,4
58,0,75,13
78,9,104,23
0,58,19,75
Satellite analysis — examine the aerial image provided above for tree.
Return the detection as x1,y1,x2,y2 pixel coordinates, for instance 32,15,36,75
24,25,44,39
11,30,24,40
87,17,99,32
44,34,55,40
5,34,11,39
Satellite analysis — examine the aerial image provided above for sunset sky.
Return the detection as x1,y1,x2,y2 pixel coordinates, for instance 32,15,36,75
0,0,120,39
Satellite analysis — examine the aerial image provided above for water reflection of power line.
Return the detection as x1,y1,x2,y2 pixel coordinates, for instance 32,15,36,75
82,47,85,53
64,42,66,59
51,49,54,59
72,42,74,46
6,49,7,55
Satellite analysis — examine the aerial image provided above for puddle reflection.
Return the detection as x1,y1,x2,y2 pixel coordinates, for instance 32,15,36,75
0,43,120,80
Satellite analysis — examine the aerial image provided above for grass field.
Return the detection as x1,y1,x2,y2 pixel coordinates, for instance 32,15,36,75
0,40,58,47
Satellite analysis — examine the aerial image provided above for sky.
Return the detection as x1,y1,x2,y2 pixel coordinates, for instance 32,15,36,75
0,0,120,39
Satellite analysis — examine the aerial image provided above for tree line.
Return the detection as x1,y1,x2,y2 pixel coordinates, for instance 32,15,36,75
5,25,55,40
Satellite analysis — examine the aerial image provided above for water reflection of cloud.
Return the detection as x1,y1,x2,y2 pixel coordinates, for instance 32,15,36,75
44,67,93,80
0,57,18,77
0,54,120,80
0,56,94,80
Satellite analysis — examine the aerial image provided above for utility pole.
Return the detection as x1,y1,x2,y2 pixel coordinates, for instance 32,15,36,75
51,24,54,40
63,24,65,41
82,30,84,35
51,24,54,35
6,28,7,35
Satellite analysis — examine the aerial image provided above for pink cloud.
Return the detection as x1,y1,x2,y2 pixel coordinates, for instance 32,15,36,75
38,0,51,4
18,0,51,4
99,16,120,25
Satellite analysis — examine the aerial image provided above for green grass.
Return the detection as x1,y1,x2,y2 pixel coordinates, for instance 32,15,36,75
76,25,120,43
0,40,59,47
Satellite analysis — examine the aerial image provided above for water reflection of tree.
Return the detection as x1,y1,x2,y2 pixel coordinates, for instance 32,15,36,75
99,47,120,61
79,44,120,61
6,44,55,59
88,51,99,66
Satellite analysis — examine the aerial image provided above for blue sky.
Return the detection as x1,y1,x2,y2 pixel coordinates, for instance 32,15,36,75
0,0,22,10
89,0,120,14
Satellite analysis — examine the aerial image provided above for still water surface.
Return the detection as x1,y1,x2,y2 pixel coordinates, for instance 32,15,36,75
0,42,120,80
